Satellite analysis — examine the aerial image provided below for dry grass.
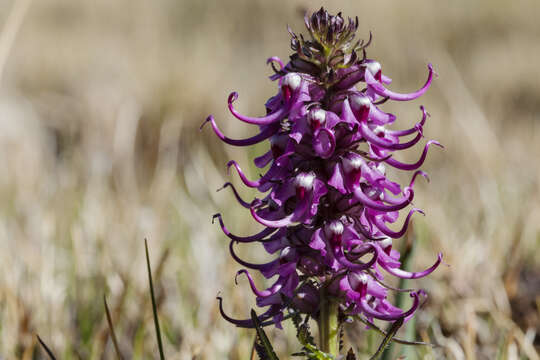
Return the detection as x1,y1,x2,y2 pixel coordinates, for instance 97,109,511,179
0,0,538,358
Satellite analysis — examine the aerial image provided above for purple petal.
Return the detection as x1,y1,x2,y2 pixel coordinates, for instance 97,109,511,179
333,244,378,271
266,56,284,69
254,150,273,168
359,122,422,151
353,187,413,212
217,296,282,328
369,104,396,125
328,163,347,194
370,208,424,238
201,115,278,146
365,64,435,101
408,170,430,189
229,240,279,271
359,291,420,321
227,160,261,188
382,253,443,279
385,140,443,171
217,182,252,208
313,128,336,159
228,92,287,125
235,269,283,297
385,106,428,137
212,213,277,242
309,228,327,255
251,207,295,228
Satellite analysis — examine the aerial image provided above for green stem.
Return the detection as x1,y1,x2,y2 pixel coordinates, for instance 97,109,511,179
319,290,340,357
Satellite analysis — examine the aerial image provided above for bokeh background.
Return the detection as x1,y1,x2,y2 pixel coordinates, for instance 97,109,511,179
0,0,538,359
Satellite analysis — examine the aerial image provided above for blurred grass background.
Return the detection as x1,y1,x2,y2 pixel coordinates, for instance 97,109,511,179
0,0,538,359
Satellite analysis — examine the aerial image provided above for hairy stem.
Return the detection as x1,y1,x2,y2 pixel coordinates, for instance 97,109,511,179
319,289,340,357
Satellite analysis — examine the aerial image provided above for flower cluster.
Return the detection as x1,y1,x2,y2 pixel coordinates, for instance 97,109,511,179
205,8,442,329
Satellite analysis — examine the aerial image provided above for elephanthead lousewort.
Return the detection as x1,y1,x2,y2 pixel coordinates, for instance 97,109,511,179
203,7,443,332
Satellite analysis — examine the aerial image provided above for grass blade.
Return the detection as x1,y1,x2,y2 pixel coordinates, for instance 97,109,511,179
36,335,57,360
251,309,279,360
145,238,166,360
104,295,124,360
250,334,258,360
369,317,404,360
354,315,434,347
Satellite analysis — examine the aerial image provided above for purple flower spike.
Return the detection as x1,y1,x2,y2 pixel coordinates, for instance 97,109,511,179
205,7,443,330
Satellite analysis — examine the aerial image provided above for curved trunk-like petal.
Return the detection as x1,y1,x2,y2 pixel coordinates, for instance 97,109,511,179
227,160,262,188
365,64,434,101
228,92,287,125
359,291,420,321
359,122,422,151
370,208,424,239
267,56,284,70
385,140,443,171
236,269,284,297
212,214,276,242
355,222,387,241
201,115,278,146
251,192,312,227
380,188,414,206
333,244,378,271
229,240,279,270
369,104,396,125
217,297,282,328
257,163,290,192
251,208,295,228
385,106,428,137
371,274,416,293
381,74,392,84
408,170,430,189
217,182,252,209
353,187,413,212
381,253,443,279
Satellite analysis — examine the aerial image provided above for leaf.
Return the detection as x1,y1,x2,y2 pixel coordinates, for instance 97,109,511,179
104,295,124,360
303,343,335,360
353,315,435,347
145,239,166,360
37,335,57,360
290,310,332,360
294,313,315,346
339,326,344,352
251,309,280,360
346,348,357,360
369,317,404,360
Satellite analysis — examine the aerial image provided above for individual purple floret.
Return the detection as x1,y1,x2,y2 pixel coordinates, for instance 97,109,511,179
204,7,442,332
